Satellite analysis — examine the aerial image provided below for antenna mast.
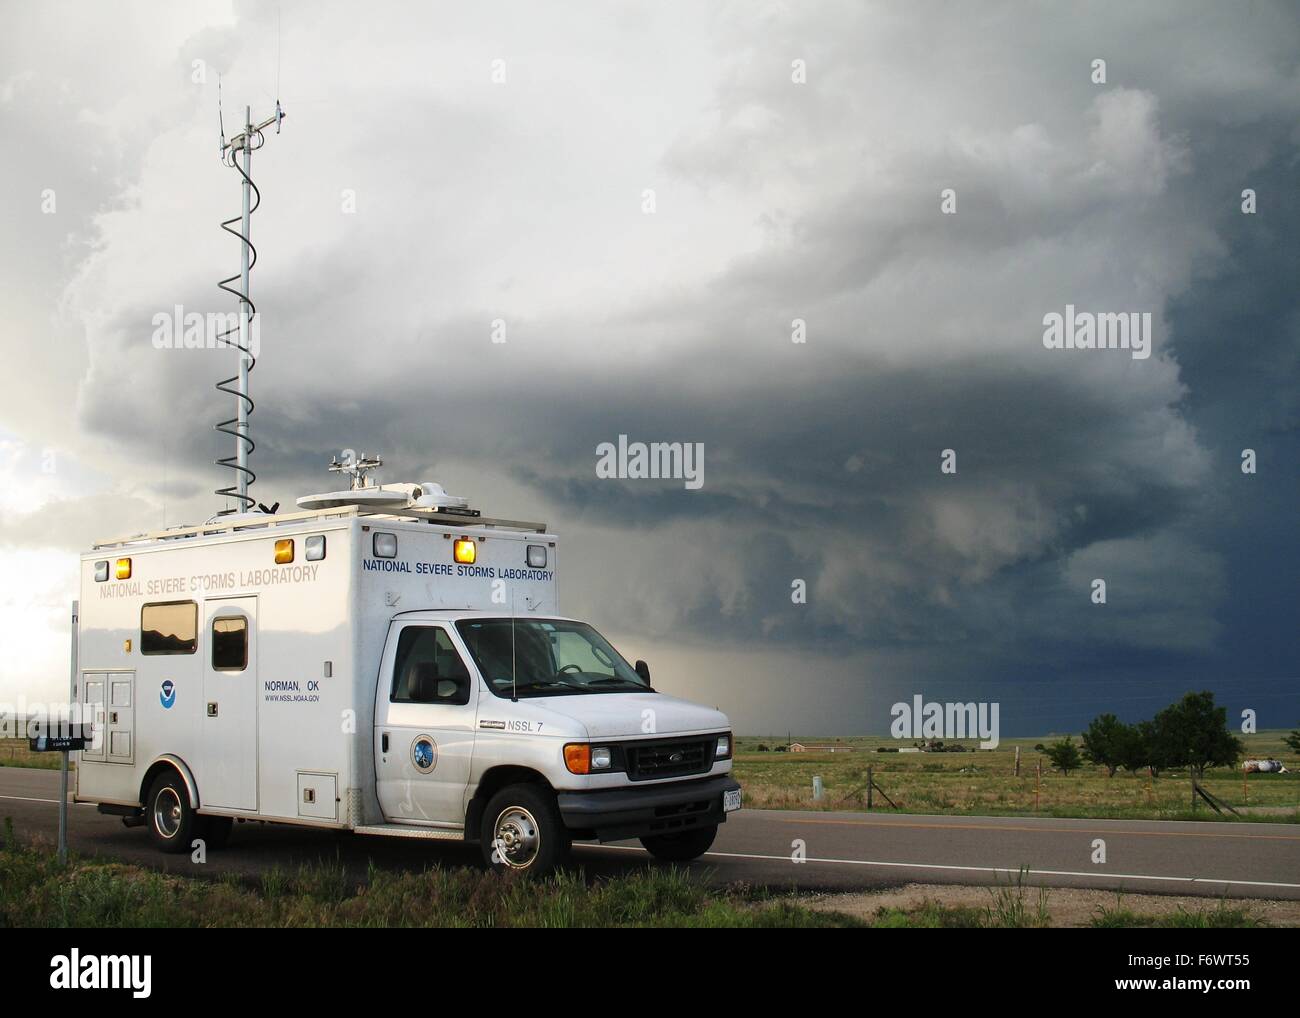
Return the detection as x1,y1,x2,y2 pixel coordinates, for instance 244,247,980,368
214,91,286,514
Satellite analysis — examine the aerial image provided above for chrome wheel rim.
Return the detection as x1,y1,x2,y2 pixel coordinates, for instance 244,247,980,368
154,787,183,839
493,806,540,869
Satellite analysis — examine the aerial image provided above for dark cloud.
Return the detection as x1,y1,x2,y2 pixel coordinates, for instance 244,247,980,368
2,1,1297,731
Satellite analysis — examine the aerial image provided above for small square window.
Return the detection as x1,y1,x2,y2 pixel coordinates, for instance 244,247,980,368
212,616,248,671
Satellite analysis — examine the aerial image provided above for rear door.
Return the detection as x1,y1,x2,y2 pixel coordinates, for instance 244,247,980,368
201,597,258,810
374,621,477,826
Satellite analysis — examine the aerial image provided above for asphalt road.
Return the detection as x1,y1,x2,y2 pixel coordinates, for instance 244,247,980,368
3,767,1298,900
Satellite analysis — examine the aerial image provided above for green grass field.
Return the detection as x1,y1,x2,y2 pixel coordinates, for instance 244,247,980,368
5,731,1298,821
0,827,1273,928
732,730,1300,821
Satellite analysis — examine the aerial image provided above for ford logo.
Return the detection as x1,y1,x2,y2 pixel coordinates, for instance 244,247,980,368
669,751,684,763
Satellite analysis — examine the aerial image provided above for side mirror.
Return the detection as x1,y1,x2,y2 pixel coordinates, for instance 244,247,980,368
634,659,651,685
410,661,439,702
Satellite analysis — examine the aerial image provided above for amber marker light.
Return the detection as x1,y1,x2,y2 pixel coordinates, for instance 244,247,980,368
564,743,591,774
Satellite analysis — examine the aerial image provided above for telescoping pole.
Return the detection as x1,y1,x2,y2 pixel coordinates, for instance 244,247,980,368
236,106,253,507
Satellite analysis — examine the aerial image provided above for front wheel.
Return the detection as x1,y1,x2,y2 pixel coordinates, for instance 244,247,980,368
480,784,569,874
640,824,717,862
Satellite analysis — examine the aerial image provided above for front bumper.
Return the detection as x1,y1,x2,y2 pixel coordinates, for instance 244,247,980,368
556,774,741,842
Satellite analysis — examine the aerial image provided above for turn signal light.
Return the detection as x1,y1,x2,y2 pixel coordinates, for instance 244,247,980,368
274,539,294,564
453,538,477,564
114,558,132,580
564,743,591,774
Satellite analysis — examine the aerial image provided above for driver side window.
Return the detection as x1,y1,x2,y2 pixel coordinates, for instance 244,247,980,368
391,626,472,705
551,630,617,677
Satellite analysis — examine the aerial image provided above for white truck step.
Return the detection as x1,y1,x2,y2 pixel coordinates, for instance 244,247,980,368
352,824,465,841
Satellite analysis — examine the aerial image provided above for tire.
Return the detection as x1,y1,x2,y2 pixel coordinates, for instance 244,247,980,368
640,824,717,862
480,784,569,875
199,815,233,850
146,772,199,854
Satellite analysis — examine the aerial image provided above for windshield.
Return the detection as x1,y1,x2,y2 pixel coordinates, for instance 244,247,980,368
455,619,650,698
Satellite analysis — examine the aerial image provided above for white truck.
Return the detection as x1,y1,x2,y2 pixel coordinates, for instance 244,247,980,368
73,463,741,872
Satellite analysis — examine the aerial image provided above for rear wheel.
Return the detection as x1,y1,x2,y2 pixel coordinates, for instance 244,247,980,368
640,824,717,862
480,784,569,875
146,772,198,854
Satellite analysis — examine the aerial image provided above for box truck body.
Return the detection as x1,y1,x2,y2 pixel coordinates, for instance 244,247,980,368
74,499,739,870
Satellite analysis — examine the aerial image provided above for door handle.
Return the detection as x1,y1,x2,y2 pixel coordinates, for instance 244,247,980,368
381,732,390,753
207,702,218,718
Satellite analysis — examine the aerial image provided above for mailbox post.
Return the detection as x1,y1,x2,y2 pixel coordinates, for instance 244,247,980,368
26,602,85,865
29,729,90,864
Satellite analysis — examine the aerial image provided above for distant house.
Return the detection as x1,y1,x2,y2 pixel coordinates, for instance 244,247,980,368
788,743,853,753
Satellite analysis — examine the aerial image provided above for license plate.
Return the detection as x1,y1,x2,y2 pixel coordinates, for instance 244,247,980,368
723,788,742,813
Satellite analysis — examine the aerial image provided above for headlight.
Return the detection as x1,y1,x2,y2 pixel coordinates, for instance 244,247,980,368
565,743,618,774
715,734,732,759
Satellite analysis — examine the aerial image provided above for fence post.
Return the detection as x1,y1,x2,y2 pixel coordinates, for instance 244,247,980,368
867,764,873,810
1014,745,1021,777
1035,758,1041,811
812,775,823,801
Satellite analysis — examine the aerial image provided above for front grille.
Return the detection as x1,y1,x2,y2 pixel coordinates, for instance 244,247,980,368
624,736,714,781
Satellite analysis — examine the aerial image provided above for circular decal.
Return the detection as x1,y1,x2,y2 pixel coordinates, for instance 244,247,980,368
411,736,438,774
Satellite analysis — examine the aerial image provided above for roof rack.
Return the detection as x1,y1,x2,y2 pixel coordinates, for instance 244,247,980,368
92,503,548,550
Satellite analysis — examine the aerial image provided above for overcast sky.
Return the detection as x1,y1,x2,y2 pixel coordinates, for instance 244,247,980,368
1,0,1296,736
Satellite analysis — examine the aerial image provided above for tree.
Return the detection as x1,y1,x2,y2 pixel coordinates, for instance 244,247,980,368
1147,691,1243,778
1081,713,1143,777
1045,736,1082,775
1114,723,1151,775
1137,718,1171,775
1285,724,1300,755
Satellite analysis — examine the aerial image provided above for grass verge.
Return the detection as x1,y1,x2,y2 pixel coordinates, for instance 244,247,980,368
0,826,859,928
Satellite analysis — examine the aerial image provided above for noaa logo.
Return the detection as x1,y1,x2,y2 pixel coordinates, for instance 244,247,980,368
160,680,176,710
411,736,437,773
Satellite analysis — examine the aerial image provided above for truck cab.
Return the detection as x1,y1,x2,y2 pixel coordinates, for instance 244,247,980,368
375,610,739,871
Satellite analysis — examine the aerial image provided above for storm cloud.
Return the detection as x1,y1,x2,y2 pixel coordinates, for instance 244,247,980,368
1,1,1296,734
